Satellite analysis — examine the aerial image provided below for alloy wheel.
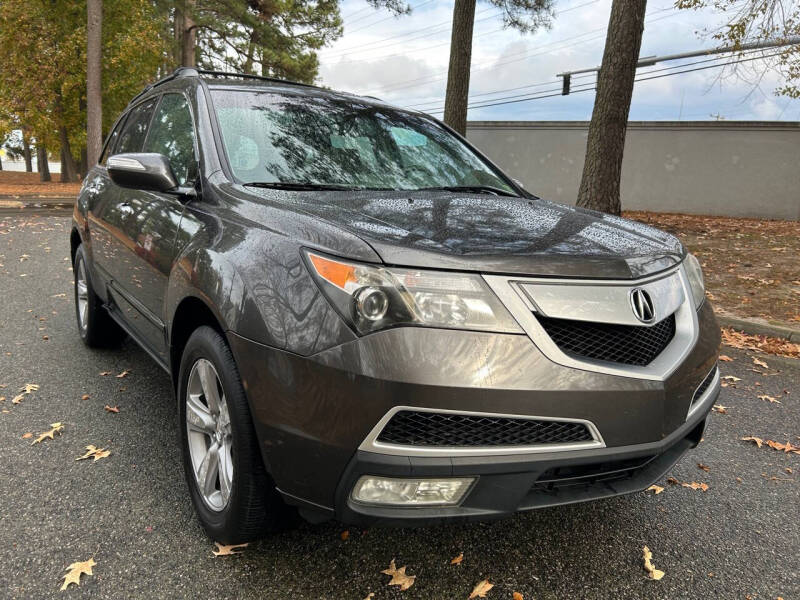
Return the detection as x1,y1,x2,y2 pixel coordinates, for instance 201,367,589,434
186,358,234,512
76,259,89,332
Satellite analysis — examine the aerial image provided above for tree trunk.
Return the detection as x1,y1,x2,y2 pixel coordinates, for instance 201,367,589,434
576,0,647,215
22,130,33,171
38,145,51,182
181,0,197,67
173,5,185,68
59,127,79,182
443,0,477,136
0,154,3,170
87,0,103,167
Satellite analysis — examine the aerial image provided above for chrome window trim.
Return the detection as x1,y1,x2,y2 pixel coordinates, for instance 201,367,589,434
358,405,605,457
483,264,699,382
687,365,720,420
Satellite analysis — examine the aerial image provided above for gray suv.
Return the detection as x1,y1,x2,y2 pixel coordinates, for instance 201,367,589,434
71,68,721,543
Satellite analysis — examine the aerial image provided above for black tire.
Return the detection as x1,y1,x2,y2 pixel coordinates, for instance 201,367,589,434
177,326,290,543
73,244,126,347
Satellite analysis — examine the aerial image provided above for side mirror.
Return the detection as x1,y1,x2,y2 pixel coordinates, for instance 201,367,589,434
107,153,178,192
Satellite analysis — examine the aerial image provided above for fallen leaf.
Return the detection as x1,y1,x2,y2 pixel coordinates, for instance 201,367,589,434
718,355,733,362
21,432,32,439
81,394,90,401
766,440,800,453
752,357,768,369
722,375,741,382
99,371,111,376
513,593,524,600
60,558,96,590
212,542,248,557
757,394,781,404
340,530,349,541
786,467,793,474
666,476,680,485
104,405,119,413
381,559,416,591
363,594,375,600
469,579,494,598
450,553,464,565
116,370,130,378
76,445,111,462
741,436,763,448
642,546,665,580
22,383,39,393
681,481,709,492
697,463,710,472
32,422,64,444
11,393,25,405
712,405,729,414
647,485,664,495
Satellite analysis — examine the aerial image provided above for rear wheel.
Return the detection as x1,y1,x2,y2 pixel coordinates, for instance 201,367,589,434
73,244,125,347
178,326,290,542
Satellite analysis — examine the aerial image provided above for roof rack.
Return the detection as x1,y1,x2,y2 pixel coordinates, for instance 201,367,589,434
195,69,319,90
127,67,199,105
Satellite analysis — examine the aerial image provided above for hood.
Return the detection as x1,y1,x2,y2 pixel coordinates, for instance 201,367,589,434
247,189,685,279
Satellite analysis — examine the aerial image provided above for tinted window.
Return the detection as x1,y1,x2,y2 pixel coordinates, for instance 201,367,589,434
210,90,513,192
143,94,197,186
116,98,157,155
99,117,127,166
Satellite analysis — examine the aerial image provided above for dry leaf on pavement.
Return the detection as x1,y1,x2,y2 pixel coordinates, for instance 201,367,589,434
381,559,416,591
718,355,733,361
340,530,349,541
451,553,464,565
666,476,680,485
752,357,768,369
741,436,763,448
115,369,130,378
21,432,32,439
697,463,710,472
642,546,665,580
712,405,729,414
104,405,119,413
647,485,664,494
99,371,111,376
681,481,709,492
31,422,63,444
76,445,111,462
722,375,741,382
60,558,96,590
513,593,524,600
469,579,494,598
757,394,781,404
212,542,248,557
363,594,375,600
81,394,90,401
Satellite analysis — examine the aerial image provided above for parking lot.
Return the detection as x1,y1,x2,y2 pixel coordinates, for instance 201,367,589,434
1,213,798,599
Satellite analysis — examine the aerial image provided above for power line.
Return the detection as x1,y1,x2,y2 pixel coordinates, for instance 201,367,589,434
411,45,775,111
344,0,436,36
423,50,787,114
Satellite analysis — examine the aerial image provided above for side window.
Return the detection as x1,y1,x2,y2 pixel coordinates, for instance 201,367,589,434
143,94,197,186
99,116,127,166
115,98,158,155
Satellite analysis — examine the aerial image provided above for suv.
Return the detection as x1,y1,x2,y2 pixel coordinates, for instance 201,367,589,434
72,68,720,543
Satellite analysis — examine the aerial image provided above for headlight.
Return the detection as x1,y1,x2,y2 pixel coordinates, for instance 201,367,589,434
304,251,522,335
684,253,705,309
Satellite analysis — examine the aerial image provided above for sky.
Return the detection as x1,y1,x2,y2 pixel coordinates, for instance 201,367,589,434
317,0,800,121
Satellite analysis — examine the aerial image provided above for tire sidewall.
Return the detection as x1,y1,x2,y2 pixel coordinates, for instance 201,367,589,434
73,246,93,344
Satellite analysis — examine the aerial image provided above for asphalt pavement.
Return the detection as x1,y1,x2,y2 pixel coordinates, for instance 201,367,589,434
0,214,798,599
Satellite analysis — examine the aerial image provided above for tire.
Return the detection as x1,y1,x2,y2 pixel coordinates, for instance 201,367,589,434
73,244,126,347
177,326,290,543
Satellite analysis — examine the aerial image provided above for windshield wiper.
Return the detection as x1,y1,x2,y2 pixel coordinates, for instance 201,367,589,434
413,185,519,197
243,181,362,191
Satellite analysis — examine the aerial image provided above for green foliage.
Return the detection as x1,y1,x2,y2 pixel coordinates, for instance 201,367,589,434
488,0,554,34
676,0,800,98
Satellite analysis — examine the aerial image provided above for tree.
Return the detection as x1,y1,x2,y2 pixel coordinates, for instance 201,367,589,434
576,0,647,215
443,0,553,135
87,0,103,167
677,0,800,98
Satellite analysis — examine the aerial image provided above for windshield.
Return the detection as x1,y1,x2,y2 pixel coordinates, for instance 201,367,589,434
210,89,515,193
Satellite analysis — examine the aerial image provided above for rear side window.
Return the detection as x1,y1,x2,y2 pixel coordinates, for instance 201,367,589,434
99,117,127,166
143,94,197,186
115,98,157,155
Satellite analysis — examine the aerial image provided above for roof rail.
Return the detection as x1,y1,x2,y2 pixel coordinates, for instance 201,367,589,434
195,69,319,90
127,67,199,105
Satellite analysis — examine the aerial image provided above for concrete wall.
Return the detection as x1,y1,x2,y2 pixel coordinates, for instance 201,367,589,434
466,121,800,221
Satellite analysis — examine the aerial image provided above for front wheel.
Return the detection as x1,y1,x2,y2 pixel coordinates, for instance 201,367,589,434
178,326,290,542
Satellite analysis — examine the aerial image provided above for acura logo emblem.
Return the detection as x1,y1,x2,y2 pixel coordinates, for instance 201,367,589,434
630,288,656,323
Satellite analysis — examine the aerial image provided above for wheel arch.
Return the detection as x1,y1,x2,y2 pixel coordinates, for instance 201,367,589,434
70,227,82,264
169,295,227,389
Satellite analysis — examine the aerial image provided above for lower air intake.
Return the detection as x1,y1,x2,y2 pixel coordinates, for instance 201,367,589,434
376,411,594,447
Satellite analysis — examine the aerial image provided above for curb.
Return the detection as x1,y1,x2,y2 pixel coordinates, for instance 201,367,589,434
716,314,800,342
0,197,74,211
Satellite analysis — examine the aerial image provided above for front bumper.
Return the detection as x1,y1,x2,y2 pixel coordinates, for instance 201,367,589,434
228,301,720,524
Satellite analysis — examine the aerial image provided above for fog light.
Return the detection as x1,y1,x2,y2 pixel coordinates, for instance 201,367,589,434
354,286,389,321
351,476,475,506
